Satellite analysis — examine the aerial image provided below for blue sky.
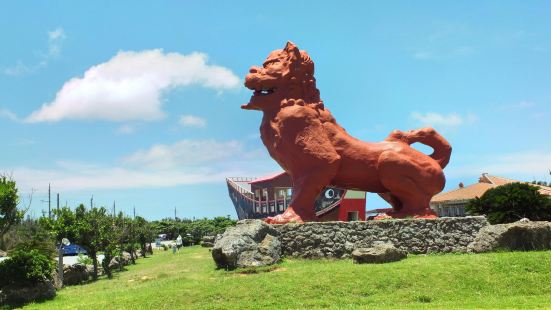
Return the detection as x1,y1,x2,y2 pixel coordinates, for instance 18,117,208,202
1,1,550,220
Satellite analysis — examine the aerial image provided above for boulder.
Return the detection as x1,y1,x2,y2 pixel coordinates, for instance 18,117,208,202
109,252,132,269
211,219,281,269
63,263,89,286
352,242,407,264
0,250,6,257
0,279,56,305
201,235,216,247
468,221,551,253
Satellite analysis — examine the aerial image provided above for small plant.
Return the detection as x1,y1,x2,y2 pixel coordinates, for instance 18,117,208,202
77,253,93,265
0,249,54,288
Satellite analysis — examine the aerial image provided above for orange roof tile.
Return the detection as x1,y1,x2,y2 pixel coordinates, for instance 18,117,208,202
431,182,495,203
431,173,551,204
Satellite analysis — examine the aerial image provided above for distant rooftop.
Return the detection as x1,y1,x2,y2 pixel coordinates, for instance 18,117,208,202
431,173,551,203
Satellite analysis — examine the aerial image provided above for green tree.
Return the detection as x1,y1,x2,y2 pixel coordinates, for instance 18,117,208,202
0,176,24,241
39,206,80,244
4,219,56,258
99,214,118,279
75,204,108,280
466,183,551,224
134,216,153,258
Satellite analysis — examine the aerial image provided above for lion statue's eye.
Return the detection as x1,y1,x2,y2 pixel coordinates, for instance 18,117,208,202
264,60,279,67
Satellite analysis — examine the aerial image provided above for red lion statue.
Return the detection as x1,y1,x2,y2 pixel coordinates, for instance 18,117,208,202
242,42,452,224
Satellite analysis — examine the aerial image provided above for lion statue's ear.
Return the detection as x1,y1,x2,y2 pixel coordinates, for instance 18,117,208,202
284,41,301,63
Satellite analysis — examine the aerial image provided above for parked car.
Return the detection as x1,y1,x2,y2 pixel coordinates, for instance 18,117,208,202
62,244,88,256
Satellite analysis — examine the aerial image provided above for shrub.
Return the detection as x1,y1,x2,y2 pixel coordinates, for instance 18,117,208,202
466,183,551,224
77,253,93,265
0,249,54,288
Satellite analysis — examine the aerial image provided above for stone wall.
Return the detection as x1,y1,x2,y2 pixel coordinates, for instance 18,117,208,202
274,216,489,258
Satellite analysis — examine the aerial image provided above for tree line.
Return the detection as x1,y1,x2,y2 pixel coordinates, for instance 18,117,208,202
0,175,236,292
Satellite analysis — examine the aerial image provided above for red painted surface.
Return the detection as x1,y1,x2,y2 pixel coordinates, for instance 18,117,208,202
338,197,366,221
242,42,452,224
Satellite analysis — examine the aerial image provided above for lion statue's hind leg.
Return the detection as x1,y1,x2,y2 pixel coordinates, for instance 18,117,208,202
377,151,439,219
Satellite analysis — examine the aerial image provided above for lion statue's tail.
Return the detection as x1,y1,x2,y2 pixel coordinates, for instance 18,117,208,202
385,127,452,169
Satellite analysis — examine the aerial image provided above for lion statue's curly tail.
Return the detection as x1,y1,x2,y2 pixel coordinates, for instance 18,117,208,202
385,127,452,169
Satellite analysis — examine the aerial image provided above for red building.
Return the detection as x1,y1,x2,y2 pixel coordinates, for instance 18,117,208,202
227,172,366,221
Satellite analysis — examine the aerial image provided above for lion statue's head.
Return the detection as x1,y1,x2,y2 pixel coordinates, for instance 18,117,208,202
242,41,322,112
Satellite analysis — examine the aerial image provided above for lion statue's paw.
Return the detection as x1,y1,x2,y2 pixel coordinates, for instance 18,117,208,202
264,208,308,224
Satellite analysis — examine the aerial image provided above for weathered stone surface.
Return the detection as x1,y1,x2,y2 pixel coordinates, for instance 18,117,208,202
0,250,6,257
0,280,56,305
201,235,215,247
352,242,407,264
109,252,132,269
468,221,551,253
212,220,281,269
63,263,89,286
275,216,489,258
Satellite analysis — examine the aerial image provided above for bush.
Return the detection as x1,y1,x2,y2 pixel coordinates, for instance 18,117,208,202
466,183,551,224
0,249,54,288
77,253,93,265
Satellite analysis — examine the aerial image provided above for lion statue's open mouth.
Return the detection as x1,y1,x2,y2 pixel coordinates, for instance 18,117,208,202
242,41,452,224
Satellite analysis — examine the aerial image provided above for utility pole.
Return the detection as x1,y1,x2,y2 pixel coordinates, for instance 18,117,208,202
113,201,116,217
133,205,136,218
90,195,93,209
174,206,177,220
56,193,60,213
48,183,51,219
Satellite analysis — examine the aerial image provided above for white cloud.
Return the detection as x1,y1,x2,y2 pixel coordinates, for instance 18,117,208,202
0,108,19,122
123,139,242,170
412,46,474,60
116,124,137,135
3,27,65,76
411,112,476,128
25,50,240,123
10,165,232,192
9,139,277,192
499,101,535,111
47,27,66,58
17,139,36,146
178,115,206,128
2,61,35,76
446,151,551,181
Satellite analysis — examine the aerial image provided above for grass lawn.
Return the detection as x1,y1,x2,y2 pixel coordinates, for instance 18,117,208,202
24,246,551,309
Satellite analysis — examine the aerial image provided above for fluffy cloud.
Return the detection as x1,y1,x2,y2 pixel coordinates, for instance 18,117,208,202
9,139,276,192
411,112,477,128
178,115,207,128
26,50,240,122
123,139,242,169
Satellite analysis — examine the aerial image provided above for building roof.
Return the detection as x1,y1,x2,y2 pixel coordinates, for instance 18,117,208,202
431,173,551,204
248,171,287,185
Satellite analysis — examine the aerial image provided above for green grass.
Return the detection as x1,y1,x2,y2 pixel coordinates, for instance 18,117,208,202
24,247,551,309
